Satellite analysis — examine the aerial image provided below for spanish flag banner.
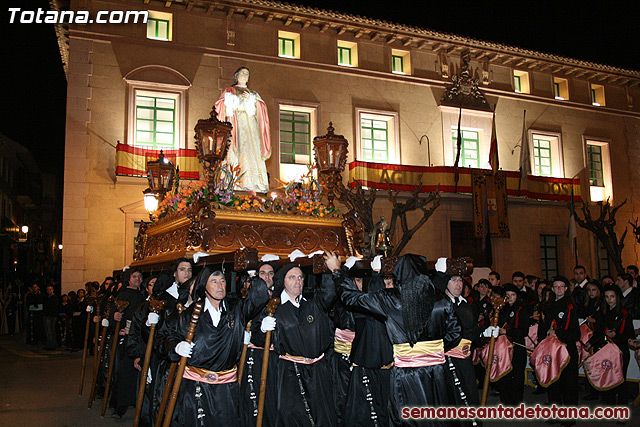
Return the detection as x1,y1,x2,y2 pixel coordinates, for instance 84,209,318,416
115,143,200,180
348,160,581,203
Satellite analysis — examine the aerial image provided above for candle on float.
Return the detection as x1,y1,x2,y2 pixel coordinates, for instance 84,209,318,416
329,149,334,166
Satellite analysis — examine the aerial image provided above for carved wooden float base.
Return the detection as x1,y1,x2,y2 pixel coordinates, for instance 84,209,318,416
132,207,349,268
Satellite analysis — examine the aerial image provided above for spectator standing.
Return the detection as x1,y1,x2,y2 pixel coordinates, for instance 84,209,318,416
43,285,60,350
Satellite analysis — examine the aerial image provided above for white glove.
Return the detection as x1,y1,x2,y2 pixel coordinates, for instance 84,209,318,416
244,331,251,345
483,326,499,338
261,316,276,333
289,249,306,262
371,255,382,272
344,256,361,270
261,254,280,262
146,312,160,327
101,319,109,327
175,341,195,358
435,257,448,273
193,251,209,264
86,305,93,313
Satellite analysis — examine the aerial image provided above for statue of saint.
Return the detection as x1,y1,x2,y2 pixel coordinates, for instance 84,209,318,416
214,67,271,192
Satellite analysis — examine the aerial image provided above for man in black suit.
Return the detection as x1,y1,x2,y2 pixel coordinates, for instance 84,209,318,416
617,273,640,319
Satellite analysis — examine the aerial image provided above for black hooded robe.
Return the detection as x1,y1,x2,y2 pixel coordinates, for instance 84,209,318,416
272,270,338,427
165,280,269,427
343,273,394,427
340,276,461,426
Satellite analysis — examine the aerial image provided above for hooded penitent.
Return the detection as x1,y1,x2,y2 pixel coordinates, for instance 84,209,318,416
392,254,435,346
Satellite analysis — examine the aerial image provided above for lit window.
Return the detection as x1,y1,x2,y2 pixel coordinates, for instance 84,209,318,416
135,95,176,149
540,235,558,280
529,131,564,178
126,83,186,150
585,139,612,202
532,137,553,176
513,70,530,93
337,41,358,67
278,104,317,182
553,77,569,100
440,106,493,169
278,31,300,59
591,84,605,106
146,11,172,41
391,49,411,75
587,145,604,187
280,110,311,165
356,109,398,164
452,129,480,168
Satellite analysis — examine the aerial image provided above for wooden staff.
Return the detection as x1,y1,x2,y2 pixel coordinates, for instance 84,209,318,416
155,303,185,427
480,295,507,406
100,300,130,417
256,297,280,427
238,321,252,385
133,297,167,427
162,302,204,427
88,297,114,408
78,297,96,395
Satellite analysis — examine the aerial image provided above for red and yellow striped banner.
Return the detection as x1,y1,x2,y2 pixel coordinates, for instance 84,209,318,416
115,143,200,180
348,161,581,202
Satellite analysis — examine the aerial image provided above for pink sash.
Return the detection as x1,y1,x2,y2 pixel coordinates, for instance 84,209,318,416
576,323,593,365
335,328,355,343
530,335,569,387
525,324,538,349
183,366,238,384
479,335,513,381
248,343,274,351
583,342,625,391
279,353,325,365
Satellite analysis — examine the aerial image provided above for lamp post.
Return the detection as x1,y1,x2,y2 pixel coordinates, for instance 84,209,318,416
194,106,233,201
313,122,348,209
144,151,175,217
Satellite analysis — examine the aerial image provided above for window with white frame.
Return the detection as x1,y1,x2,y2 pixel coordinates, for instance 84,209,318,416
513,70,530,94
553,77,569,100
440,106,493,169
278,31,300,59
585,138,612,202
146,11,172,41
452,129,480,168
528,131,564,178
356,109,399,164
591,84,605,106
278,104,317,182
391,49,411,75
126,82,187,149
337,41,358,67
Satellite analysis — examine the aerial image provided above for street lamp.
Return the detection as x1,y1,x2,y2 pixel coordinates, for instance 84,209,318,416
144,151,175,215
313,122,349,209
21,225,29,234
58,244,63,250
194,106,233,200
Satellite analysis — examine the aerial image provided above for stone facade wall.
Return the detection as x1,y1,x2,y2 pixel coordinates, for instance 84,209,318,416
60,0,640,292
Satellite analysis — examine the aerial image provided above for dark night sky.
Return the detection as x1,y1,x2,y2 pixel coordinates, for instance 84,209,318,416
2,0,639,178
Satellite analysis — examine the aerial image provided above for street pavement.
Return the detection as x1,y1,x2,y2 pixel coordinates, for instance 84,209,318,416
0,331,637,426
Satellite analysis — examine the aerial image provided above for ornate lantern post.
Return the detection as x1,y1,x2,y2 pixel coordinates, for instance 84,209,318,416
313,122,348,209
194,106,233,201
144,151,175,215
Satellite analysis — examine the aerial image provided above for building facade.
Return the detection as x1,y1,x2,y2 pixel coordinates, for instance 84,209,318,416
56,0,640,292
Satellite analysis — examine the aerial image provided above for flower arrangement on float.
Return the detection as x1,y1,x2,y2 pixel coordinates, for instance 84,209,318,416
149,164,340,223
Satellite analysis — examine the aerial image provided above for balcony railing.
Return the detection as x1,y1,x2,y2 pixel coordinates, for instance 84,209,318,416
349,160,581,202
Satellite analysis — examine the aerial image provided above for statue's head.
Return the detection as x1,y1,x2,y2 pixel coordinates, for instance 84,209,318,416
234,67,250,85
